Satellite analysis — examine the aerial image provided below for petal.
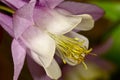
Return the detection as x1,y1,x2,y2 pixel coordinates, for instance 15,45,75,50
29,52,61,79
1,0,26,9
65,31,89,49
27,55,51,80
13,0,36,38
39,0,64,8
0,13,14,37
22,26,56,67
58,1,104,21
74,14,94,31
34,8,82,34
44,59,61,79
11,39,26,80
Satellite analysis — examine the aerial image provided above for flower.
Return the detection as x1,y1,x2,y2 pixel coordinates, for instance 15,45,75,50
26,37,113,80
0,0,104,80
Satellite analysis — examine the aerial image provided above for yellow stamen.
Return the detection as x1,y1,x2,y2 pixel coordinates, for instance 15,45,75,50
82,61,88,70
74,37,79,41
85,48,92,54
48,32,92,66
63,59,67,64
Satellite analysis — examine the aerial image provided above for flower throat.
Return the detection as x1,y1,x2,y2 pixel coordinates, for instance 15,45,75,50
48,32,92,69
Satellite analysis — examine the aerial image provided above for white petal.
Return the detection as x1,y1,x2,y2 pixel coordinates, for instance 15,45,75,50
22,26,56,67
74,14,94,31
34,8,82,35
64,58,78,66
46,9,82,34
30,51,61,79
29,50,43,66
65,31,89,49
45,59,61,79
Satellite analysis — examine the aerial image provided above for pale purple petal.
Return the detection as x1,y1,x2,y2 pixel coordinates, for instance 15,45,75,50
39,0,64,8
92,38,113,55
27,55,51,80
1,0,26,9
58,1,104,20
88,56,114,71
0,13,14,37
13,0,36,38
11,39,26,80
87,38,113,71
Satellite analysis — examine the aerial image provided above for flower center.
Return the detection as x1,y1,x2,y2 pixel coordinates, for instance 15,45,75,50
48,32,92,69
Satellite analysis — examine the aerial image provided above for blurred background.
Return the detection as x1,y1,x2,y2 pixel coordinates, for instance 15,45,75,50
0,0,120,80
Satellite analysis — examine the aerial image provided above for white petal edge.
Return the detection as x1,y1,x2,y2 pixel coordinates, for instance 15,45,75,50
74,14,94,31
44,59,62,79
22,26,56,67
30,50,43,66
65,31,89,49
30,51,61,79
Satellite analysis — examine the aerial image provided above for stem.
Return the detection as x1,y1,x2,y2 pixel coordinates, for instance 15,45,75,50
0,5,14,14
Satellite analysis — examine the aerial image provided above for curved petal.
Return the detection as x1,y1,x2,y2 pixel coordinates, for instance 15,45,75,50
13,0,36,38
65,31,89,49
27,55,51,80
74,14,94,31
1,0,26,9
39,0,64,8
22,26,56,67
58,1,104,21
44,59,61,79
28,52,61,79
0,13,14,37
11,39,26,80
34,8,82,34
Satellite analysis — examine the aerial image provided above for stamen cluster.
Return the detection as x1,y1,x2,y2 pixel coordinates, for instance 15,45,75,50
48,32,92,65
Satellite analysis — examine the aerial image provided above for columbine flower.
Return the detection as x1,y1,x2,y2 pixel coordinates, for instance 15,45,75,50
0,0,104,80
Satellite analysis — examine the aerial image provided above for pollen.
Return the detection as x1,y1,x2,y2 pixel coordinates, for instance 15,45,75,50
48,32,92,68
